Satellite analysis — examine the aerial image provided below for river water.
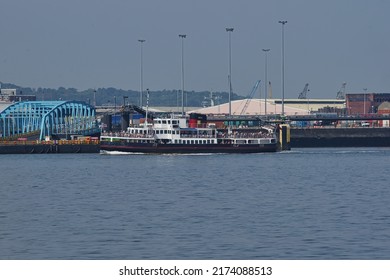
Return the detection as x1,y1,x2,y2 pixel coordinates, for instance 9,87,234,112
1,148,389,259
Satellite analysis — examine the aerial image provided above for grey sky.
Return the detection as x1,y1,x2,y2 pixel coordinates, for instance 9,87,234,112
1,0,389,98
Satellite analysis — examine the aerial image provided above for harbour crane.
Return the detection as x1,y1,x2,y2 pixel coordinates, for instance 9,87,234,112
336,82,347,99
298,83,309,99
239,80,261,115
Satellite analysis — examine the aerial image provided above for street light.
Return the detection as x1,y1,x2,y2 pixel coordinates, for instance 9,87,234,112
262,49,270,116
138,39,145,108
226,28,234,116
179,34,187,116
278,20,287,115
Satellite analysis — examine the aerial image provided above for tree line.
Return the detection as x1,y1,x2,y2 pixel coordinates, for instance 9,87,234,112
1,82,244,107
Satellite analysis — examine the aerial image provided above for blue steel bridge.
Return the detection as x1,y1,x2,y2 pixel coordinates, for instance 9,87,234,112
0,101,99,140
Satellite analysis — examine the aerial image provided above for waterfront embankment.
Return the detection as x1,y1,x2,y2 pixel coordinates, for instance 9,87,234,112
0,140,100,154
290,127,390,147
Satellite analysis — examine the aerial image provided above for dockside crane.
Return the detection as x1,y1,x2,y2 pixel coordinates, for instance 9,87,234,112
336,82,347,99
239,80,261,115
298,83,309,99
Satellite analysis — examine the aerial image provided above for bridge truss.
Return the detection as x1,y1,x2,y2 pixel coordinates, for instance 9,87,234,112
0,101,98,140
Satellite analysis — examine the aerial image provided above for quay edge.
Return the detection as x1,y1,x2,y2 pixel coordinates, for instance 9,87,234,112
0,141,100,154
290,127,390,148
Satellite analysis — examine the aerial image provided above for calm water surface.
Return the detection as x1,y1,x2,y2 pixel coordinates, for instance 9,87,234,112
1,148,390,259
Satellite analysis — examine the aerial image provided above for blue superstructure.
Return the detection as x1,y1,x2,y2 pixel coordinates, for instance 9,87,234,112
0,101,99,140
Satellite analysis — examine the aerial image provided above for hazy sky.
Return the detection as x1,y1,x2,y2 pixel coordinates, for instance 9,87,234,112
1,0,389,98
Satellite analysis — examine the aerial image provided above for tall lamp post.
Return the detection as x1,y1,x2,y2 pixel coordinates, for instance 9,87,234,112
138,39,145,108
262,49,270,116
278,20,287,115
226,27,234,116
179,34,187,116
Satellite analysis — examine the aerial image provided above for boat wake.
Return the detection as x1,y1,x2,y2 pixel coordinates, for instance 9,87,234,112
100,150,145,155
99,150,228,156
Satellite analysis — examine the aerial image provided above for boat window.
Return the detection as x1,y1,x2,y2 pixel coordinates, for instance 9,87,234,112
162,120,167,124
168,120,171,124
164,130,167,134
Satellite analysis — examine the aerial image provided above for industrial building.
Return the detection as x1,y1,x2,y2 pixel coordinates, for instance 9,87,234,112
0,88,36,102
346,93,390,115
188,98,345,116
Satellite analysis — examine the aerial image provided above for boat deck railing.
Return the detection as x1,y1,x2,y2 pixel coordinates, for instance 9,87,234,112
101,131,275,139
101,132,154,138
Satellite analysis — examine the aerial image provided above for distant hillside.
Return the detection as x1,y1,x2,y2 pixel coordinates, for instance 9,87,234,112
0,81,244,107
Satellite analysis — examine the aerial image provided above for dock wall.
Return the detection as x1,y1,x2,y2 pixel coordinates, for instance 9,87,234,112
290,127,390,147
0,143,100,154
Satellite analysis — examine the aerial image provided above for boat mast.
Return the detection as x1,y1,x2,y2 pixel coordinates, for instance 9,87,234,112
145,88,150,128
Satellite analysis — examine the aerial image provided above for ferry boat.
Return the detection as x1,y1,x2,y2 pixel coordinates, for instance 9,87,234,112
100,114,278,154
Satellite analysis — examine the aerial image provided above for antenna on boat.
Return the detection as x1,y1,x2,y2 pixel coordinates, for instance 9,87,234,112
145,88,150,127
